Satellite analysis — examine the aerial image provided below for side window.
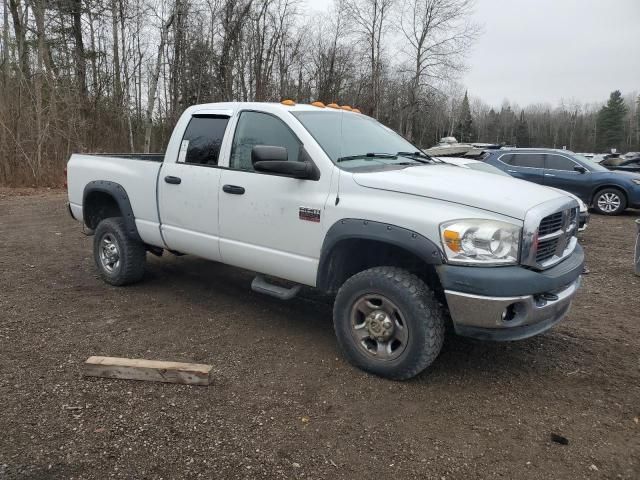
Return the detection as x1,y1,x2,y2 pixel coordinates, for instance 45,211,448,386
180,116,229,166
230,111,301,171
512,154,544,169
546,154,577,171
499,154,515,165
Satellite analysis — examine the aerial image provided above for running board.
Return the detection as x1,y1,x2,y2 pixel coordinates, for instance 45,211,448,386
251,275,301,300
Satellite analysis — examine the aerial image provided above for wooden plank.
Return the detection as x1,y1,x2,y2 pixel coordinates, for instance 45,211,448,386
84,356,213,386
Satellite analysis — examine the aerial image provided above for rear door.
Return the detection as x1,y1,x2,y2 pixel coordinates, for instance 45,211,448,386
498,152,545,184
543,153,592,202
157,113,231,261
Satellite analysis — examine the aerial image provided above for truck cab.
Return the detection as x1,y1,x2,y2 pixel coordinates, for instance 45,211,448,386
67,101,584,380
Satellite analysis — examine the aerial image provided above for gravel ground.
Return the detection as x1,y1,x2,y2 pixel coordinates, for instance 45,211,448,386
0,188,639,479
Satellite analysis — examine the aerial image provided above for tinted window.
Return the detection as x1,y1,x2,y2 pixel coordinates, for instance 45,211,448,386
546,154,577,171
181,116,229,166
510,154,544,168
230,111,301,171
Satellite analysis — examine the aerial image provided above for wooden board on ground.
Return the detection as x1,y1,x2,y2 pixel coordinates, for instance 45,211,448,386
84,356,213,386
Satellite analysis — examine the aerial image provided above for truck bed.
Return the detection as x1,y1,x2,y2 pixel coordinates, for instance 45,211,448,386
91,153,165,162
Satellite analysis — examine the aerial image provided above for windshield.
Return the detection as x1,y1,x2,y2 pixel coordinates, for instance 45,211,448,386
291,111,425,170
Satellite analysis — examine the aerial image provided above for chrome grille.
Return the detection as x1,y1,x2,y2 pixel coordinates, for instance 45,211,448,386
538,212,563,236
521,198,580,270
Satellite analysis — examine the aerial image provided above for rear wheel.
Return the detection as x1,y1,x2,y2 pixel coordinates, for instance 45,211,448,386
333,267,445,380
593,188,626,215
93,218,146,286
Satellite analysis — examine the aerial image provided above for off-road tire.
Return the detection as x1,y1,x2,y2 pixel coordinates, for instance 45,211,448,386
333,267,445,380
93,218,146,286
592,188,627,215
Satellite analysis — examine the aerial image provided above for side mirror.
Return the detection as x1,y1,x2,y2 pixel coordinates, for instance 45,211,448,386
574,165,587,174
251,145,288,164
251,145,316,179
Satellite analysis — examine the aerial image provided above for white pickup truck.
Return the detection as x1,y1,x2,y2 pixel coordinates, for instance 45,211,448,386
67,101,584,380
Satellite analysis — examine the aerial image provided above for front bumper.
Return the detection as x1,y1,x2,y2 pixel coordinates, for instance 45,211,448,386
438,245,584,341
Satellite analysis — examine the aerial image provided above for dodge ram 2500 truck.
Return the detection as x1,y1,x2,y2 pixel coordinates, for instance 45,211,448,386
67,101,584,380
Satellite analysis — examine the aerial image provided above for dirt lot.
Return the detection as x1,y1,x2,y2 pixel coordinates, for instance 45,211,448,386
0,189,639,479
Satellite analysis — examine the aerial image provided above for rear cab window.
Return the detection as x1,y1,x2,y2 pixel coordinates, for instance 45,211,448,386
179,115,230,166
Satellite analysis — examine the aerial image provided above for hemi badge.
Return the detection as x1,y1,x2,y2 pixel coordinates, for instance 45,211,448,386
299,207,321,223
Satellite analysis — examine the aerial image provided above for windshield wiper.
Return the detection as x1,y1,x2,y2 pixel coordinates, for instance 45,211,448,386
396,151,440,164
336,153,397,163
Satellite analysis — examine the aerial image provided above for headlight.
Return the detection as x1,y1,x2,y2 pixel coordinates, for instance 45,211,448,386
440,219,521,265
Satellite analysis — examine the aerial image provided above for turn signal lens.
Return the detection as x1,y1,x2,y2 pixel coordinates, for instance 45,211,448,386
443,230,462,252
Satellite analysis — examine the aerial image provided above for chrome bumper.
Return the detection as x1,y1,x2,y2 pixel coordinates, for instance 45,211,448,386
445,277,581,341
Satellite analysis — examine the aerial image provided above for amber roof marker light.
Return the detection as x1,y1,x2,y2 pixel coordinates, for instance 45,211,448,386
311,101,326,108
280,99,296,106
341,105,353,111
327,103,340,109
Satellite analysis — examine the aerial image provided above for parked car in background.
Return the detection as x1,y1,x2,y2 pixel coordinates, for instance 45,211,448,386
482,148,640,215
602,157,640,173
438,157,589,230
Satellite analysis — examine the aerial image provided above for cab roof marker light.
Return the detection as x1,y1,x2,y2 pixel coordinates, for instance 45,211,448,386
352,108,361,113
341,105,352,111
327,103,340,109
311,101,325,108
280,99,295,106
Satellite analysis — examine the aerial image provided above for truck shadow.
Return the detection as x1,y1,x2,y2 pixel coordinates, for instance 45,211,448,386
141,254,583,383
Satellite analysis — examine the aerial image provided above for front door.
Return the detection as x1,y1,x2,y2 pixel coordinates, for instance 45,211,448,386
157,114,230,261
543,153,591,202
218,110,331,286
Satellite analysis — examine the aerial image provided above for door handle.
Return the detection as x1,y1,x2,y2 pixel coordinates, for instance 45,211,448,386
544,173,556,177
223,184,245,195
507,170,518,173
164,175,182,184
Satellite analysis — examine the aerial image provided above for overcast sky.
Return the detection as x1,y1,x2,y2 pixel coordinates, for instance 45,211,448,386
304,0,640,107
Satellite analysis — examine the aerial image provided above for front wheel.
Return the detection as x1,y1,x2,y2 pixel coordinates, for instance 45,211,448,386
93,218,146,286
593,188,626,215
333,267,445,380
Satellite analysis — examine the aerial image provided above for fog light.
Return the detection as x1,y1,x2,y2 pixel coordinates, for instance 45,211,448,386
501,304,517,322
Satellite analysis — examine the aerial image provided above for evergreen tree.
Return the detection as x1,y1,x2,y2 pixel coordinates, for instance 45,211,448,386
596,90,628,151
516,110,530,147
455,91,475,142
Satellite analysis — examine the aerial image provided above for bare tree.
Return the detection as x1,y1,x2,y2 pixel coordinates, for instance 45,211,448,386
398,0,479,140
144,9,174,153
344,0,393,116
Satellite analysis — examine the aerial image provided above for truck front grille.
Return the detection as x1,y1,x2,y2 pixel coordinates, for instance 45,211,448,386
521,198,580,270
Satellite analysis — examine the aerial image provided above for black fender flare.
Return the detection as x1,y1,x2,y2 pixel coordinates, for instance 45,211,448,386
82,180,141,242
316,218,444,290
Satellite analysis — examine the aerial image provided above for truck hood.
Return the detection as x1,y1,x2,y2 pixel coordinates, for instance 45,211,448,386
352,164,567,220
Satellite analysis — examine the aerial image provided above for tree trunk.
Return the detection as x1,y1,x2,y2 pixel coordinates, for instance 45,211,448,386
144,14,174,153
71,0,87,97
111,0,121,106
